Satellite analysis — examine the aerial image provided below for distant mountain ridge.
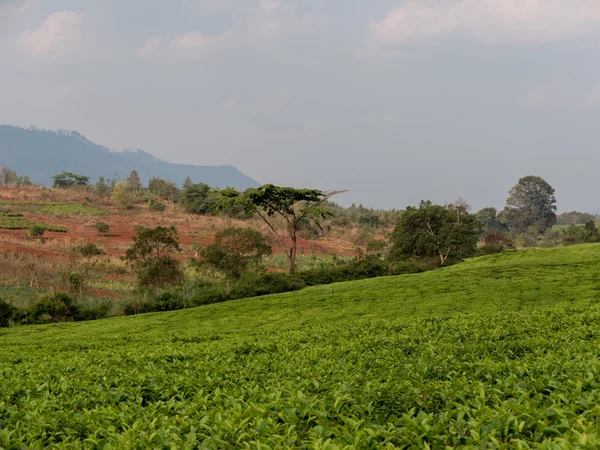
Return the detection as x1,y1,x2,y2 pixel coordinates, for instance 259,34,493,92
0,125,259,190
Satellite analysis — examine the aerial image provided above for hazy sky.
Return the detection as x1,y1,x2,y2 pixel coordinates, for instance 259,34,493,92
1,0,600,212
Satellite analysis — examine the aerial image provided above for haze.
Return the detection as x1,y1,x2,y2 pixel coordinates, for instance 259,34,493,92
1,0,600,212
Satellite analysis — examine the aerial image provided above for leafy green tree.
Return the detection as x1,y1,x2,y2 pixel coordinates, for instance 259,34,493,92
148,178,180,202
503,176,557,234
95,177,110,200
183,177,193,190
51,172,90,189
111,181,135,210
476,207,507,234
389,201,482,266
197,227,272,278
248,185,342,274
123,226,183,287
179,183,212,214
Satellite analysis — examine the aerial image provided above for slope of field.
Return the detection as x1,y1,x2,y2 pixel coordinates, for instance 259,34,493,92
2,245,600,448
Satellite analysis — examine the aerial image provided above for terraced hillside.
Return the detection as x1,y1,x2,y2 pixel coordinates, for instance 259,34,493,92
2,245,600,448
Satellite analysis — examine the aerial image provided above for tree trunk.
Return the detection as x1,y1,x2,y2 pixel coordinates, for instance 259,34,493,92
288,233,297,275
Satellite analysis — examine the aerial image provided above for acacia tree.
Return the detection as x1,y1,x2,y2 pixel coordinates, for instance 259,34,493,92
503,175,557,234
248,184,343,274
388,200,481,266
51,172,90,189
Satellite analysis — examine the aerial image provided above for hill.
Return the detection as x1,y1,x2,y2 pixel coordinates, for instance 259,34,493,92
0,125,259,190
2,245,600,447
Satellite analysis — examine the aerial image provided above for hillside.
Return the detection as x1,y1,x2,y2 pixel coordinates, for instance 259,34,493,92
0,125,259,190
2,245,600,447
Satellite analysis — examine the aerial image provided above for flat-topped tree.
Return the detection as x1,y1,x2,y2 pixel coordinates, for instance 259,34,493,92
248,184,343,274
51,172,90,189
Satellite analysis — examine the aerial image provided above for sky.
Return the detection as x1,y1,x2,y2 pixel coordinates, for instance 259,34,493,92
1,0,600,212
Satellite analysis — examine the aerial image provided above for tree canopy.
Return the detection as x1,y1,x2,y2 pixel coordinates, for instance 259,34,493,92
51,172,90,189
389,200,482,266
503,176,557,234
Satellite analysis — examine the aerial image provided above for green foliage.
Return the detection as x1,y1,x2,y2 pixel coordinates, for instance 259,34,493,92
51,172,90,189
503,175,557,233
148,177,180,202
478,231,515,255
0,299,14,327
562,220,600,246
0,200,105,216
4,246,600,446
249,184,341,274
0,215,67,232
27,224,46,239
389,200,482,266
111,181,135,210
126,170,143,192
77,242,105,258
515,226,540,248
197,227,272,278
123,226,183,287
556,211,595,225
147,197,167,212
94,221,110,234
179,182,212,214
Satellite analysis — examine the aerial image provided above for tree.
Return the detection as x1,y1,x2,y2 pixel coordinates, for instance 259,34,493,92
148,178,180,202
111,181,134,210
476,207,505,234
389,200,482,266
503,176,557,234
127,170,143,192
123,226,183,287
51,172,90,189
248,184,342,274
179,183,212,214
562,220,600,246
95,177,110,200
197,227,272,278
0,167,17,187
183,177,193,190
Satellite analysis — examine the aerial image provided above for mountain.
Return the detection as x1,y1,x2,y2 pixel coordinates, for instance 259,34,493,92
0,125,259,190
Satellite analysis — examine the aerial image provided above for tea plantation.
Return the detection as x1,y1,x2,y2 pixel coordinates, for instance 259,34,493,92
2,245,600,448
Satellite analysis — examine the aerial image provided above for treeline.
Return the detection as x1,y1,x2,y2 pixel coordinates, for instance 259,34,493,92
0,166,33,188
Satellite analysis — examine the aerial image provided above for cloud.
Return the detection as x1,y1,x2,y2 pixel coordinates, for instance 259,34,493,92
586,86,600,105
260,0,281,14
171,31,217,51
140,37,162,55
20,11,82,57
371,0,600,47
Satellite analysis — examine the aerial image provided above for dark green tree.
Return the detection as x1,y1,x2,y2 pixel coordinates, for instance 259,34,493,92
123,226,183,287
389,200,482,266
183,177,193,190
179,183,212,214
503,176,557,234
248,184,342,274
476,207,505,234
197,227,272,278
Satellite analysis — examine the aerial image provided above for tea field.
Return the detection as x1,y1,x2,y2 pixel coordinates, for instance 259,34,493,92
2,245,600,448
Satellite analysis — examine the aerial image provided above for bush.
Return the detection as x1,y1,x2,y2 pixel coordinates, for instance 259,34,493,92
94,222,110,234
77,242,105,258
31,292,80,323
147,198,167,212
299,256,394,286
478,232,514,255
0,299,15,328
28,224,46,239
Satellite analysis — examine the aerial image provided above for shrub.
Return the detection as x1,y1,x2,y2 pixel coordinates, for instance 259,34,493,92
27,224,46,242
0,299,14,328
77,242,105,258
147,198,167,212
478,232,514,255
31,293,80,323
94,222,110,234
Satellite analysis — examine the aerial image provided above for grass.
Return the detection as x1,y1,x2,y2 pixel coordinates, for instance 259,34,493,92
2,245,600,447
0,215,67,232
0,200,107,216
